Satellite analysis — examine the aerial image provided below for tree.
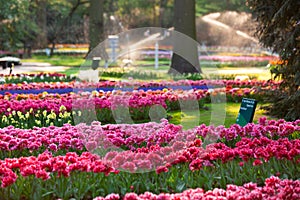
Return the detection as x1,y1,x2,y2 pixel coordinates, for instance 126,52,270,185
159,0,173,28
115,1,155,28
0,0,88,57
196,0,250,16
47,0,88,56
169,0,201,74
35,0,48,49
89,0,104,51
247,0,300,120
0,0,37,55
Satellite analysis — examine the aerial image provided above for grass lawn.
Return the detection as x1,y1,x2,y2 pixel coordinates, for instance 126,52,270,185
168,102,274,129
22,55,85,67
63,66,80,76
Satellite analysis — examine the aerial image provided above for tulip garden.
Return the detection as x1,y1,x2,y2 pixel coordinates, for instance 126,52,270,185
0,72,299,200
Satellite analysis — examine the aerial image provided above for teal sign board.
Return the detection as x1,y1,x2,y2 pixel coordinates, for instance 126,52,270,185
236,98,258,126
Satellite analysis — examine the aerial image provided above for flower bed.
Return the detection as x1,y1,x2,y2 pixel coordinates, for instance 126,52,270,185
94,176,300,200
0,79,280,92
0,118,299,158
0,119,299,199
1,75,298,199
0,87,266,128
0,73,75,84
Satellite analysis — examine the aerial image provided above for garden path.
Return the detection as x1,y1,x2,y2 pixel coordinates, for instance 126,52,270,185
0,62,69,74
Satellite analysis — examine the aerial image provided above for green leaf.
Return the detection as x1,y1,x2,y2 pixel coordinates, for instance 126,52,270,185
176,181,186,192
42,191,54,197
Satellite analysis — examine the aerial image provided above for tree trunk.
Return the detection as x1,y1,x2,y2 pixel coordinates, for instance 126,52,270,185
50,42,55,57
159,0,168,27
88,0,104,51
169,0,201,74
35,0,48,49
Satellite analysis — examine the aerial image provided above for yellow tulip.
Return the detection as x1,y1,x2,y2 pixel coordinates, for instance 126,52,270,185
43,110,47,117
59,105,67,112
25,112,30,118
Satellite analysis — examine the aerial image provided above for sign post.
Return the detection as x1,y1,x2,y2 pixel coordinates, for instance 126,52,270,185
91,57,101,70
108,35,119,63
236,98,258,126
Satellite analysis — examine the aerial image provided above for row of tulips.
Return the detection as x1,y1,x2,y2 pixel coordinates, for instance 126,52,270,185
0,122,299,175
0,73,75,84
0,118,299,158
0,72,67,78
199,55,277,62
79,135,300,174
1,157,298,199
0,136,300,198
86,134,300,173
132,53,277,62
0,87,264,128
0,79,280,91
93,176,300,200
1,86,260,102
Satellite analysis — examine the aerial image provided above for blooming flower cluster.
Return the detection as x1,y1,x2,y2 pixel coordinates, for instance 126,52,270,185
199,55,277,62
0,87,262,116
188,136,300,170
0,89,206,115
0,72,68,78
0,72,297,199
269,59,288,65
0,82,73,91
0,117,299,200
0,151,117,187
0,118,299,153
0,118,300,151
0,83,273,128
91,130,300,173
0,124,83,152
1,122,300,187
1,133,299,187
195,117,300,140
93,176,300,200
0,72,75,84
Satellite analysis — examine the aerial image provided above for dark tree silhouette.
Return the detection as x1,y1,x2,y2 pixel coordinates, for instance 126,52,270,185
89,0,104,51
169,0,201,75
247,0,300,120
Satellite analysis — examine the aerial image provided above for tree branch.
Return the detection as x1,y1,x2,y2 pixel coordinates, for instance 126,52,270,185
52,0,88,43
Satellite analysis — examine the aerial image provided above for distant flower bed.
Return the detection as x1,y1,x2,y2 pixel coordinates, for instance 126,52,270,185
269,59,288,65
199,55,277,62
0,79,280,92
0,72,75,84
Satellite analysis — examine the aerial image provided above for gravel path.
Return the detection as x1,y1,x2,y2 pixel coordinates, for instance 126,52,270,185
0,62,69,75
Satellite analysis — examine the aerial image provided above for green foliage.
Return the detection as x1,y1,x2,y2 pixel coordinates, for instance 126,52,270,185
0,0,37,50
196,0,250,16
247,0,300,121
115,0,174,28
0,0,254,52
172,72,259,81
22,55,84,67
98,68,160,80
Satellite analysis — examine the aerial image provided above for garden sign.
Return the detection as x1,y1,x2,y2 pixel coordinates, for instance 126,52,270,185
236,98,258,126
